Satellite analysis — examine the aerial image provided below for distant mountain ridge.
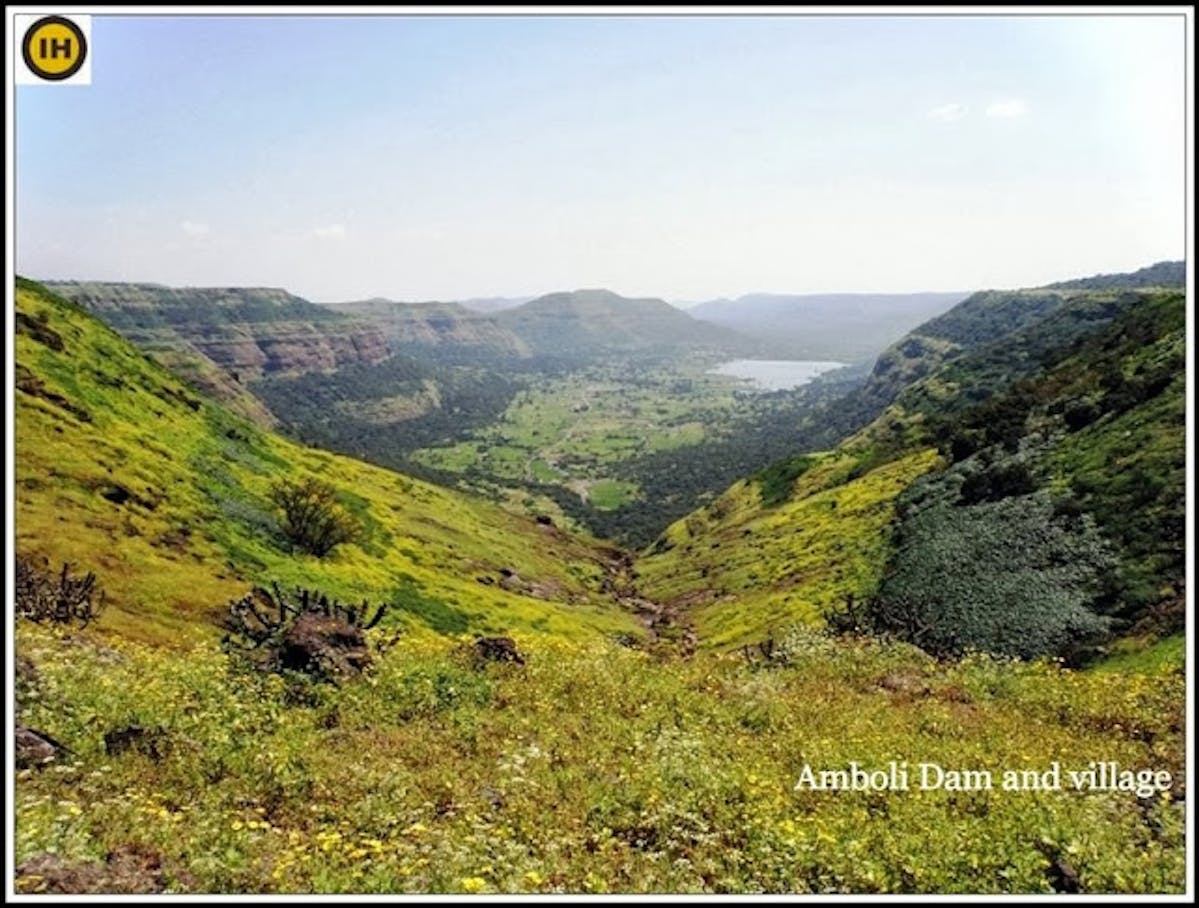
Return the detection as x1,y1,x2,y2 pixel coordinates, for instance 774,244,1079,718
459,295,537,313
324,287,762,365
686,291,970,362
495,288,761,361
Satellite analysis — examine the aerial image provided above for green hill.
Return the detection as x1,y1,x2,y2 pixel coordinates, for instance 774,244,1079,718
855,260,1183,417
639,447,942,648
15,278,640,646
641,276,1185,659
496,289,762,361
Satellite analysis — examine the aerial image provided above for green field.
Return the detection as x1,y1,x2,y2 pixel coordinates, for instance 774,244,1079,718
587,479,641,511
410,362,749,509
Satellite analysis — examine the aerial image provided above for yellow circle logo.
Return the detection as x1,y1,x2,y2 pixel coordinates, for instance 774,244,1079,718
22,16,87,81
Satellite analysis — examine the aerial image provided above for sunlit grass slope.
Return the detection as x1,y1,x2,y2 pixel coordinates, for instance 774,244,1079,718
15,623,1185,894
638,448,941,648
14,278,640,645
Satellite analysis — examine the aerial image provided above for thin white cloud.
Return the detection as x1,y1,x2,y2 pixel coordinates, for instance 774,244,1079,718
986,98,1028,119
926,102,968,122
180,220,210,238
311,224,347,240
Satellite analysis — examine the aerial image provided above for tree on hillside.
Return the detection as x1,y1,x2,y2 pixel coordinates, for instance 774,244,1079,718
269,477,360,557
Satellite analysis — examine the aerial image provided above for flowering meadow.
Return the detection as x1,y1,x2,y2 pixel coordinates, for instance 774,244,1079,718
15,623,1185,894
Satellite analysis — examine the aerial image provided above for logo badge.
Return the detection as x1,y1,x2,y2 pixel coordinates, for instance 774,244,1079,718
17,15,91,84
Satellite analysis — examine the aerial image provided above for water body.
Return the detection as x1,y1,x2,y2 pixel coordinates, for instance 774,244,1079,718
708,359,847,391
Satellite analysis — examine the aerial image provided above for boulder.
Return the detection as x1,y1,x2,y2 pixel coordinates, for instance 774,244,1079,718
16,725,66,769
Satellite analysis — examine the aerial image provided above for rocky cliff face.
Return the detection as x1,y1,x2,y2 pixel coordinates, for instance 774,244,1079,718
190,321,391,377
328,299,531,359
44,282,391,379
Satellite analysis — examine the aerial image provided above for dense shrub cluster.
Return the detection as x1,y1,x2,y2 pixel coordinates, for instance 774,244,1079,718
862,451,1114,660
894,289,1185,644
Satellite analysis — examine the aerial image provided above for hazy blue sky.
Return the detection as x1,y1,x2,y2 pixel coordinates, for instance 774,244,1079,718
15,13,1187,301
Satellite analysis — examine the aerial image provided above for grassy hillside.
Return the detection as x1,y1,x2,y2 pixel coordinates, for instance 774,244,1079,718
642,277,1185,659
639,449,940,648
149,347,279,428
15,623,1185,894
15,278,640,646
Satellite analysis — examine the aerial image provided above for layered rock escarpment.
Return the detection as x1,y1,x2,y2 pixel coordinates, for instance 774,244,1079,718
47,282,391,379
43,282,392,427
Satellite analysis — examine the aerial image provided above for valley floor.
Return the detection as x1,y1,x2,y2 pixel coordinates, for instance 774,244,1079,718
14,623,1185,895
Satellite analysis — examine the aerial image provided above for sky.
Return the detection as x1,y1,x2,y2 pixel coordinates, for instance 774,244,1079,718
14,12,1189,302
